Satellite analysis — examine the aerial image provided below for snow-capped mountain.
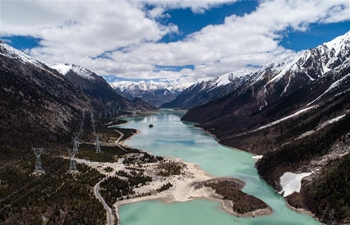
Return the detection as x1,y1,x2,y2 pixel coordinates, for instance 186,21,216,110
0,40,49,70
173,31,349,110
50,63,95,80
110,80,192,107
182,31,350,224
183,30,350,143
161,69,254,109
50,63,157,111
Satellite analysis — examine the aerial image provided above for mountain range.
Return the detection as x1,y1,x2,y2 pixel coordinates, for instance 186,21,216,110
110,80,191,107
182,31,350,224
0,41,156,151
1,29,350,225
161,69,254,109
50,63,157,111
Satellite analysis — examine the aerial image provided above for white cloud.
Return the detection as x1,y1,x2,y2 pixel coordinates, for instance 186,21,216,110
1,0,349,84
138,0,237,14
1,0,177,58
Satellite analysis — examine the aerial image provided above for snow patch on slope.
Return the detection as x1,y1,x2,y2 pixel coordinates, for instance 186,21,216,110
268,52,304,84
202,69,254,92
307,73,350,106
216,69,252,86
317,114,346,130
50,63,95,80
255,106,317,131
279,172,312,197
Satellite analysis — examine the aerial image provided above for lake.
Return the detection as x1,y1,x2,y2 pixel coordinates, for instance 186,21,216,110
118,109,320,225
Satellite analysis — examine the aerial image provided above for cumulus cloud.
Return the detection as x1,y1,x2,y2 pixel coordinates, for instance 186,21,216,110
1,0,177,60
1,0,349,84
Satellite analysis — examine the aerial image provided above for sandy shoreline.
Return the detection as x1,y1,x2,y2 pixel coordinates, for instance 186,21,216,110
112,159,273,224
76,151,272,225
286,204,321,222
114,158,214,206
106,120,272,224
119,130,140,147
90,116,312,224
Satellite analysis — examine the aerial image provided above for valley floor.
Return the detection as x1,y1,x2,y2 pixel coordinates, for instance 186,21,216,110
77,126,273,225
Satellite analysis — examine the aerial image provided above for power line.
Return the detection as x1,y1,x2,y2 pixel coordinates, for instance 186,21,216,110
0,150,32,168
0,152,33,177
7,160,69,207
0,158,67,204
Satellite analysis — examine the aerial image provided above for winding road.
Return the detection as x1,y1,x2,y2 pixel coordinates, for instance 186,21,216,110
115,130,128,152
94,178,114,225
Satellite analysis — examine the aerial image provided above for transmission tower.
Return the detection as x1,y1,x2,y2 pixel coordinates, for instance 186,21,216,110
32,147,44,172
73,134,79,153
67,148,78,172
79,120,84,135
95,136,101,153
91,112,96,135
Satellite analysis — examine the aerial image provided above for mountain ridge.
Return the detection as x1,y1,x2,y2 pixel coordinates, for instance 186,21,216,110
161,69,254,109
50,63,158,111
0,42,91,150
0,43,157,152
110,80,191,107
181,30,350,224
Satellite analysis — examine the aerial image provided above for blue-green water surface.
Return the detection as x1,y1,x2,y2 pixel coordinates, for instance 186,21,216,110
118,109,320,225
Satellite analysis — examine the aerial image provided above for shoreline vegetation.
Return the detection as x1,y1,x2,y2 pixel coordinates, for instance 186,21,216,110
75,114,273,225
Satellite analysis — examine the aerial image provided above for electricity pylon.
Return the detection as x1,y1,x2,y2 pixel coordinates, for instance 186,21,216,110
95,136,101,153
91,112,97,135
67,148,78,172
79,120,84,135
32,147,44,172
73,134,79,153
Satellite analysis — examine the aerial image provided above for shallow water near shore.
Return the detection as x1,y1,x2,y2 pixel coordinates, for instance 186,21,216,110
118,109,321,225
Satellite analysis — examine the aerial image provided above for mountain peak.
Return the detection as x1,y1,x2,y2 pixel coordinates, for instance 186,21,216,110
50,63,95,80
0,41,46,69
322,30,350,57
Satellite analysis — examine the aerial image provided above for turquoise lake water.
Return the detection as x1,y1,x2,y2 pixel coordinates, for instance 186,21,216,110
118,109,320,225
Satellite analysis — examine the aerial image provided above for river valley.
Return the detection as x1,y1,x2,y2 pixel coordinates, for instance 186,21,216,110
117,109,321,225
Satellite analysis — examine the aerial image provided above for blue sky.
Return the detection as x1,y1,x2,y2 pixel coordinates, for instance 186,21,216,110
1,0,349,84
